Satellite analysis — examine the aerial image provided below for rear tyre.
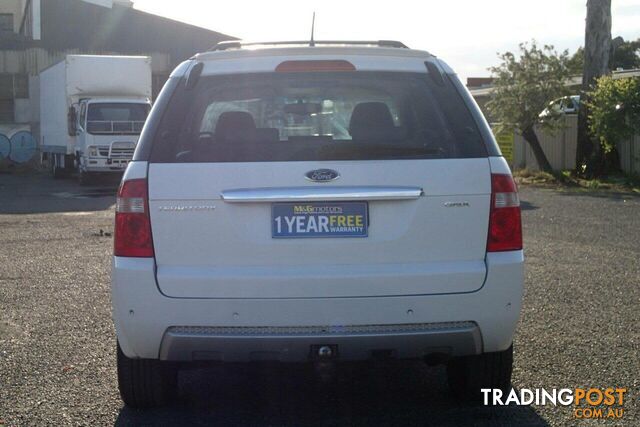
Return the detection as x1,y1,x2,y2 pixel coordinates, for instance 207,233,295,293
446,345,513,403
116,341,178,408
78,169,92,186
51,154,65,179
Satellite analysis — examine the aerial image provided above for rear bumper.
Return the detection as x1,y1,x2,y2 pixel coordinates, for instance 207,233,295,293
160,322,481,362
83,157,129,173
112,251,523,362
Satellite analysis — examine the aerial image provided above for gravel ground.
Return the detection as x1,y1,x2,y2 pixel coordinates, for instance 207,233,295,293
0,174,638,426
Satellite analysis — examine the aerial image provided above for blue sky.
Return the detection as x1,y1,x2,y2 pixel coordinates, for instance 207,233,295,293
134,0,640,82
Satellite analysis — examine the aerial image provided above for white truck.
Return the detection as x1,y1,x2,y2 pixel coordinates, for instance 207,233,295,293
40,55,152,183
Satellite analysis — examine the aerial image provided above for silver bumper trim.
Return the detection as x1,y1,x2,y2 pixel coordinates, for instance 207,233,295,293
167,321,476,336
159,321,482,362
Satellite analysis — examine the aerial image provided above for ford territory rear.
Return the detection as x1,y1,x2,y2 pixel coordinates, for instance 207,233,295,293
111,40,524,408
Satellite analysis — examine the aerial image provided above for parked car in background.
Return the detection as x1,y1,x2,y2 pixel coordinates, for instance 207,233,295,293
539,95,580,119
111,40,524,407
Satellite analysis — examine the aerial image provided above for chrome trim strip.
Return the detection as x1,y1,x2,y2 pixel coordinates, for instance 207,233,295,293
220,186,423,203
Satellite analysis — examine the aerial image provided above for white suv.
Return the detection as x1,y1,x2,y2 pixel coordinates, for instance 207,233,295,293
111,40,524,407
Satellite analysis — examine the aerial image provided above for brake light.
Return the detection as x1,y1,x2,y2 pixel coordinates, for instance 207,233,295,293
114,179,154,257
275,60,356,72
487,174,522,252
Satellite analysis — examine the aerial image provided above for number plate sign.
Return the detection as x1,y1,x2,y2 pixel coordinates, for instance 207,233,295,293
272,202,368,238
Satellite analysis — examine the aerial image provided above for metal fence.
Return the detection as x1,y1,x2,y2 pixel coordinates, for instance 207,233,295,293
509,115,640,174
617,133,640,175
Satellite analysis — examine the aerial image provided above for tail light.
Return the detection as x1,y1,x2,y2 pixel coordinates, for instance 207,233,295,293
487,174,522,252
114,179,154,257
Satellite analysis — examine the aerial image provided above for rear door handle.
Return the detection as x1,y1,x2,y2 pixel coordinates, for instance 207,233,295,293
220,186,424,203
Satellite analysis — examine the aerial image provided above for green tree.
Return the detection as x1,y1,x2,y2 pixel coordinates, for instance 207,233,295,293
567,39,640,75
487,41,571,172
568,47,584,75
588,75,640,173
611,38,640,69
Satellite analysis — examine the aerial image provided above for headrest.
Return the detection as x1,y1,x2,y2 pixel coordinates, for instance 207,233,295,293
214,111,256,141
349,102,396,140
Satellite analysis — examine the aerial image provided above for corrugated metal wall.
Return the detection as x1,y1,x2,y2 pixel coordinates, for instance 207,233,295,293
510,115,640,175
0,48,170,75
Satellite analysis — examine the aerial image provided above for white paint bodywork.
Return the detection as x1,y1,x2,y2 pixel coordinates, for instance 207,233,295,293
113,250,523,359
111,46,524,361
149,159,492,298
192,46,439,77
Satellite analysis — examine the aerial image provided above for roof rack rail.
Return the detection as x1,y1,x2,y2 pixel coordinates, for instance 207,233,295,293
209,40,409,51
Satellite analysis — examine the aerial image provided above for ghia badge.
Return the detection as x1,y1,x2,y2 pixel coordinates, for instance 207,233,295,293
158,205,216,212
444,201,470,208
305,169,340,182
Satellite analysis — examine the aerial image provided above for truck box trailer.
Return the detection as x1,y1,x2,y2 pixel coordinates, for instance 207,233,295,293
40,55,152,183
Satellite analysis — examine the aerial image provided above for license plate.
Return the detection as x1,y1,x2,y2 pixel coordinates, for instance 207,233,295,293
272,202,368,238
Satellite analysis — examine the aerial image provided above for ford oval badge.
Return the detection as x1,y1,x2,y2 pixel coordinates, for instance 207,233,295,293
305,169,340,182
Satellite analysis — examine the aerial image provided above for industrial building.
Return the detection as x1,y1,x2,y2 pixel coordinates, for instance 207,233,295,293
0,0,233,156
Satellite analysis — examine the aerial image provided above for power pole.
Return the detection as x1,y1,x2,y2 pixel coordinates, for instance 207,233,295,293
576,0,611,175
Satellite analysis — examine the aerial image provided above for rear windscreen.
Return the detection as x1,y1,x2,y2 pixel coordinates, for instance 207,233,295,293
150,72,486,162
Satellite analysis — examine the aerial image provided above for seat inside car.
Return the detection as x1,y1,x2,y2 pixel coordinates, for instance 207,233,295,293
214,111,257,143
349,102,404,142
184,111,258,162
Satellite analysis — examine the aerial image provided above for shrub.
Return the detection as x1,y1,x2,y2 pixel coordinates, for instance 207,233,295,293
588,76,640,154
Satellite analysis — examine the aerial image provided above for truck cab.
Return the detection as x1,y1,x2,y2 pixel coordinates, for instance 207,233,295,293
71,98,151,179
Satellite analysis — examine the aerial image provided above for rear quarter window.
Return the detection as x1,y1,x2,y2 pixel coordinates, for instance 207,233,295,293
149,71,487,163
